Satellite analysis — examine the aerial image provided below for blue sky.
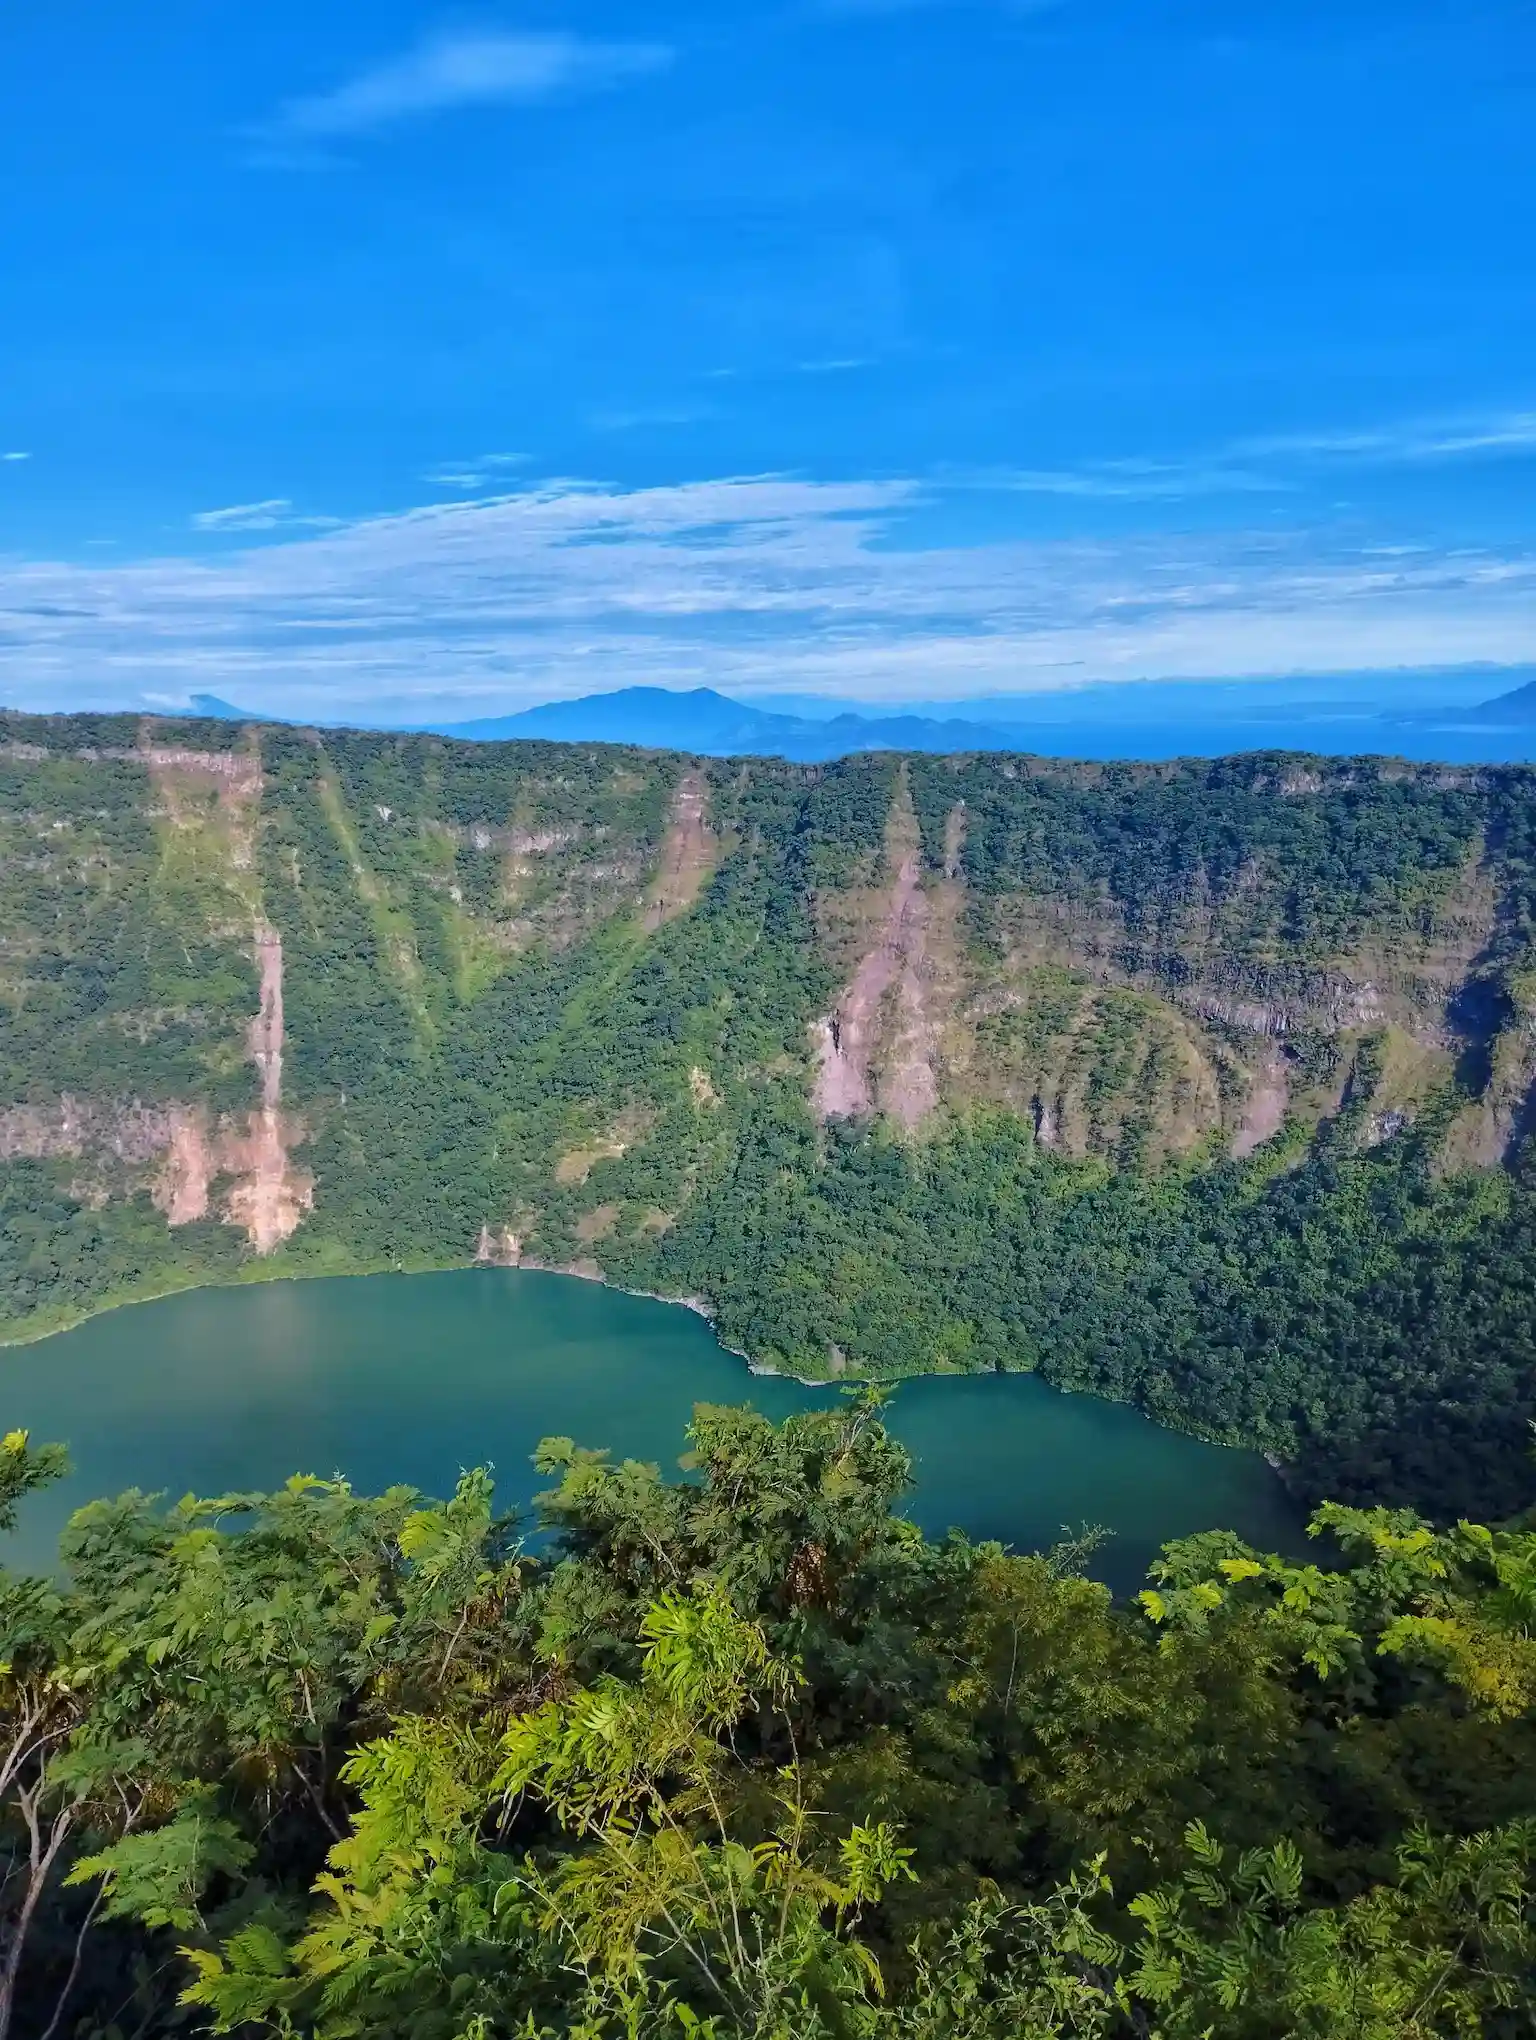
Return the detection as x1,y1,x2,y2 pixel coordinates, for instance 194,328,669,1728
3,0,1535,719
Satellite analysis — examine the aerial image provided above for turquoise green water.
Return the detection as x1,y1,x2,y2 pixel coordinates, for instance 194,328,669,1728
1,1269,1302,1593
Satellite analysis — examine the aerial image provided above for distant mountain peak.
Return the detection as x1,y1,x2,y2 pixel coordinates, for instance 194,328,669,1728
435,686,1015,760
189,693,254,721
1473,678,1536,722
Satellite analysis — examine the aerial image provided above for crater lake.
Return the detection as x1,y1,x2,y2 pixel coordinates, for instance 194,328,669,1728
1,1268,1301,1592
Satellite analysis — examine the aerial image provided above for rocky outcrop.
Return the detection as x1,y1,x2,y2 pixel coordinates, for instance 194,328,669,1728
814,850,915,1120
1232,1047,1291,1158
964,974,1228,1164
811,779,962,1132
221,928,311,1253
814,851,941,1128
249,928,284,1108
35,739,262,788
877,864,942,1129
168,922,310,1253
155,1111,218,1223
137,746,261,790
138,737,265,901
0,926,310,1254
984,841,1499,1055
643,770,715,931
439,821,582,856
475,1225,523,1265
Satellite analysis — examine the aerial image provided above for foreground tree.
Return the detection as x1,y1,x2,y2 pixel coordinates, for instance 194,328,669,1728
4,1395,1536,2036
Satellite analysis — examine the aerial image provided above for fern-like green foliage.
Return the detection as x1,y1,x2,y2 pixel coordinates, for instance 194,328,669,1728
67,1789,253,1932
4,1397,1536,2037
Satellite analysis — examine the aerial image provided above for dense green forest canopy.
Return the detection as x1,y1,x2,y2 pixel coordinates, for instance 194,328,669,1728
4,712,1536,1517
4,1403,1536,2038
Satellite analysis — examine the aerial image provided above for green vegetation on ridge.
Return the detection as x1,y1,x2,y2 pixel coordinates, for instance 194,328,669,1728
4,713,1536,1519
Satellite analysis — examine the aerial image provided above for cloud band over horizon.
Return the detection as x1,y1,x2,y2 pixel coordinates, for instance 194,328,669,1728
4,471,1535,722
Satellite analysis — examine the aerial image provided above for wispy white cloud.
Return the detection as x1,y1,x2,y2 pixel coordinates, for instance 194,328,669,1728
1233,409,1536,468
265,31,672,141
958,406,1536,505
192,499,343,533
1426,416,1536,457
423,455,530,491
7,469,1536,722
193,500,295,532
962,458,1280,501
2,451,30,463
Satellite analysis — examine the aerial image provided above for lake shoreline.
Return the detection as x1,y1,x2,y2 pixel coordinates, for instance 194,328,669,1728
504,1259,830,1386
0,1263,1307,1592
0,1253,1289,1469
0,1250,832,1388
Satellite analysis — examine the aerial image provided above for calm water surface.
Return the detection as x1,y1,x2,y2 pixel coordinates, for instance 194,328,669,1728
2,1269,1300,1593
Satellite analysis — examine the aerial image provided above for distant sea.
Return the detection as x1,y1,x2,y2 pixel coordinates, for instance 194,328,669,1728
987,716,1536,766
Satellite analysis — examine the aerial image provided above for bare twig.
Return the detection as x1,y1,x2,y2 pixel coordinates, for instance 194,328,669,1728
37,1881,106,2040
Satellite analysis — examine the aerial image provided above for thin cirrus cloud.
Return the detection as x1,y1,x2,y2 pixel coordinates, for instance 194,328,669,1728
191,499,340,532
193,499,295,532
264,30,673,141
1235,411,1536,465
424,453,531,491
967,460,1278,502
2,451,30,463
962,406,1536,504
7,470,1536,723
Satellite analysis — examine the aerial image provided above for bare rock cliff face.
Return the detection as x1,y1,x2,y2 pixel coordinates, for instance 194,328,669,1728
224,927,312,1255
643,770,716,932
1,729,312,1254
811,783,963,1133
813,851,934,1127
2,926,312,1255
807,779,1529,1166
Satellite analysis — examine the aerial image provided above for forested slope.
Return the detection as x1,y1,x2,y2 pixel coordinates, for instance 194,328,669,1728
4,710,1536,1515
